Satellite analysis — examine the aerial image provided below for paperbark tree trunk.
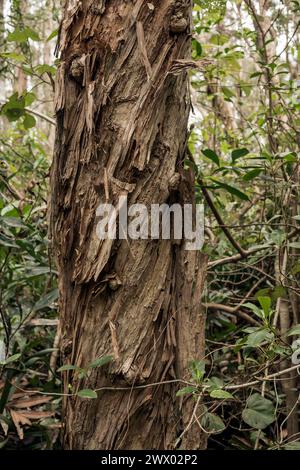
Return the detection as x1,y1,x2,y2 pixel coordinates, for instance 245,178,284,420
50,0,207,450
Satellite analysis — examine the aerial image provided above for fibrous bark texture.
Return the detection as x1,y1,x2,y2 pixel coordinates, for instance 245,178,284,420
50,0,207,450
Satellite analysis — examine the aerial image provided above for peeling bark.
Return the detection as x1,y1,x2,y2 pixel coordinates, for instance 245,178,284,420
50,0,207,450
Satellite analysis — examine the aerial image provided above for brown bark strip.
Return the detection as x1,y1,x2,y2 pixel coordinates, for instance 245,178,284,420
50,0,207,450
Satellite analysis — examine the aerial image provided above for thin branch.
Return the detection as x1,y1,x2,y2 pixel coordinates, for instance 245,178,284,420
24,107,56,126
198,176,247,257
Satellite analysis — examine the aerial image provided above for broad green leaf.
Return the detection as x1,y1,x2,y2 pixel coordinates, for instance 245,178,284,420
23,113,36,129
1,216,26,228
289,242,300,249
243,169,262,181
7,28,29,42
287,324,300,336
88,355,113,369
35,64,56,76
201,412,226,434
24,266,52,278
24,92,36,106
242,393,275,430
192,38,202,57
210,389,234,400
25,27,40,41
206,376,224,389
246,329,274,347
47,29,58,42
255,286,287,302
189,359,206,382
7,27,40,43
291,262,300,275
1,93,25,121
243,302,263,318
257,296,271,318
283,442,300,450
77,389,98,399
231,148,250,162
222,86,236,100
32,288,59,312
202,149,220,166
1,353,21,365
176,386,198,397
0,52,26,62
210,33,229,45
215,181,249,201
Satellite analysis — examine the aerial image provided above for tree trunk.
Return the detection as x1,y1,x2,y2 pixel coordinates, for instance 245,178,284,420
50,0,207,450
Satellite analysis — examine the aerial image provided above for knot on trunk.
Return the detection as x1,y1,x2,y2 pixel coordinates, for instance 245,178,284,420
107,273,122,291
170,14,188,33
108,279,121,291
170,0,188,33
69,55,85,84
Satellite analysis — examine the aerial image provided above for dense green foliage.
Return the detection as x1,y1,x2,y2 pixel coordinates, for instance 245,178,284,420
0,0,299,450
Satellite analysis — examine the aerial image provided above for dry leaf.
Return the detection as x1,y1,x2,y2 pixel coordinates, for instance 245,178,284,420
10,409,31,440
18,410,55,420
10,395,52,409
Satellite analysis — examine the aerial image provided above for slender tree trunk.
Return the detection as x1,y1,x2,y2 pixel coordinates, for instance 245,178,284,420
50,0,207,450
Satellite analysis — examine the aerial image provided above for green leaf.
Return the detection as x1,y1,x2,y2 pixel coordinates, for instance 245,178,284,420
23,113,36,129
88,355,113,369
201,412,226,434
287,324,300,336
210,33,229,45
246,329,274,347
209,389,234,400
0,52,26,62
257,296,271,318
24,92,36,106
222,86,236,100
192,38,202,57
57,364,79,372
1,93,25,122
25,27,40,41
283,442,300,450
35,64,56,76
243,302,263,319
47,29,58,42
7,27,40,43
1,353,21,365
289,242,300,249
255,286,287,302
77,389,98,399
202,149,220,166
242,393,275,430
243,169,262,181
32,288,59,312
291,262,300,275
189,359,206,382
7,28,29,42
24,266,53,278
176,386,198,397
1,216,26,229
215,181,249,201
231,148,250,162
206,376,224,389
